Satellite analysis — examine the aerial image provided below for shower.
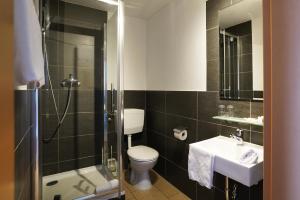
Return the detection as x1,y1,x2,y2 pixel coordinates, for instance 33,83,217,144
38,0,124,199
41,5,81,144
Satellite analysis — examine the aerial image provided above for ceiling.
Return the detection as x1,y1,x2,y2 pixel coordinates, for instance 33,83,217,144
62,0,174,19
124,0,174,19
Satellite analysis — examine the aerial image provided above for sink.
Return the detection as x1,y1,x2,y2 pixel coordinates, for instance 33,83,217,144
190,136,263,187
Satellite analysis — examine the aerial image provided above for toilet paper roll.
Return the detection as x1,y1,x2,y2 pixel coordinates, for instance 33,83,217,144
173,130,187,141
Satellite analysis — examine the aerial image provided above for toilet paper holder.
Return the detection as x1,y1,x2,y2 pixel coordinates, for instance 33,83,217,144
173,127,188,141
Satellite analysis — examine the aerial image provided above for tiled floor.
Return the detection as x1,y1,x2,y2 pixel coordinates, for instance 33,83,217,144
122,170,191,200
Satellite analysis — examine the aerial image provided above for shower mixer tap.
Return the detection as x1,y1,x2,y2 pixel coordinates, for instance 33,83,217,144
60,74,80,88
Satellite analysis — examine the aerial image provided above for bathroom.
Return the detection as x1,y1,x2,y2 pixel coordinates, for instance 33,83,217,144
2,0,300,200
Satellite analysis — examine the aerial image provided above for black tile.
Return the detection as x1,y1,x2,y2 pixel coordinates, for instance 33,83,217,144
59,156,101,173
59,135,99,161
218,120,251,131
206,0,231,29
198,92,218,122
146,91,165,112
41,115,59,140
251,131,263,146
130,131,147,147
253,91,263,99
59,113,99,137
239,90,254,100
43,139,59,164
196,184,214,200
239,72,253,91
197,121,219,141
249,180,263,200
40,89,59,115
147,131,165,157
15,132,31,200
15,90,29,147
165,139,189,169
166,91,197,119
147,111,165,135
43,66,61,90
59,90,96,113
153,156,166,178
240,34,252,55
250,124,263,133
213,172,226,192
165,114,197,144
46,39,60,66
165,160,197,199
213,188,226,200
250,101,263,118
240,54,253,73
207,28,219,61
228,179,250,200
207,59,219,91
124,90,146,109
43,163,59,176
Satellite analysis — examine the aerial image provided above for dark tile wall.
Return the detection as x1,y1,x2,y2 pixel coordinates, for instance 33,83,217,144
15,89,34,200
41,1,107,176
145,91,263,199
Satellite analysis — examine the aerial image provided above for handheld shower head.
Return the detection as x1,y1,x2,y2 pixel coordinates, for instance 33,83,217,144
61,74,81,88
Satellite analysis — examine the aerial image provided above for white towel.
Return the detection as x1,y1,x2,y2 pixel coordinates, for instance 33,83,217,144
95,179,119,194
188,143,215,189
14,0,45,87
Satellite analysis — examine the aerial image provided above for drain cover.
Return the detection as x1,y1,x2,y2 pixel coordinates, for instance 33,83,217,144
53,194,61,200
46,180,58,186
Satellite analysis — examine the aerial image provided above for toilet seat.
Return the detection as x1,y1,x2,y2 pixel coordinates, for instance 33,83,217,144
127,145,159,162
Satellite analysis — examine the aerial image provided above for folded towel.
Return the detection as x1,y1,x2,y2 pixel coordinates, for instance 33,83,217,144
14,0,45,87
239,149,258,164
188,143,215,189
95,179,119,194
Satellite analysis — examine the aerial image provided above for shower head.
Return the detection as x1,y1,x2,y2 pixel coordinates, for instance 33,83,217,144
61,74,81,88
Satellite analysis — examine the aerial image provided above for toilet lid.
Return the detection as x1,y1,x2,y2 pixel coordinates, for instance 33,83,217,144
127,145,159,162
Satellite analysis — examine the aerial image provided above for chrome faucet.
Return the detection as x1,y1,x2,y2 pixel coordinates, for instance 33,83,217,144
230,129,244,145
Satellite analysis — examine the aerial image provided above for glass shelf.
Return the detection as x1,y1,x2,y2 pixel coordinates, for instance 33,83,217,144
212,116,263,126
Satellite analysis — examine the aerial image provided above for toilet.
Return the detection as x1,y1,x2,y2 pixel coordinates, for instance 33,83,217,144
124,109,159,190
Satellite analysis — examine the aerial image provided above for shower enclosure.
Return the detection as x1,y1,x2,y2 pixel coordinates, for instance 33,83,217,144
36,0,124,199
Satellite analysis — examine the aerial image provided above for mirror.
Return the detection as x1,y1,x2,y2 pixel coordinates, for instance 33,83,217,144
218,0,263,101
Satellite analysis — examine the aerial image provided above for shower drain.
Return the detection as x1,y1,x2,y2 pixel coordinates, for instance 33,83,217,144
53,194,61,200
46,180,58,186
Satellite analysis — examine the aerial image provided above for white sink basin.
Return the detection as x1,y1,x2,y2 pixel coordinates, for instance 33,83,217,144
190,136,263,187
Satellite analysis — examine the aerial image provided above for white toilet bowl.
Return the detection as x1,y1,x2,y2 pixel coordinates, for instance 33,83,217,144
124,109,159,190
127,145,159,190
